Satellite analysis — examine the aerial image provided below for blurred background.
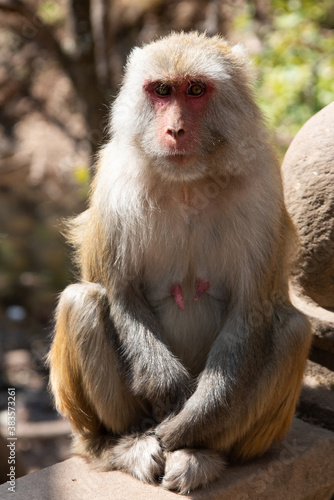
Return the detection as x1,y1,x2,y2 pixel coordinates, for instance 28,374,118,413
0,0,333,478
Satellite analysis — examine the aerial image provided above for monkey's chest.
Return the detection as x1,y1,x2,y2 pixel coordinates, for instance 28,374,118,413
142,232,226,304
141,233,228,373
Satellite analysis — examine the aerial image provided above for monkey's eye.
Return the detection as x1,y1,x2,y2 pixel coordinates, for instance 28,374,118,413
187,83,205,97
154,83,172,96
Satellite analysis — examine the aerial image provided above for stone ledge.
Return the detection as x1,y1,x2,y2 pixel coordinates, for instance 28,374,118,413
299,360,334,431
1,419,333,500
290,285,334,371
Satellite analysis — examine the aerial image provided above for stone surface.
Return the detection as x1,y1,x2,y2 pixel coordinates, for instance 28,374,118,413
291,285,334,370
0,419,333,500
282,102,334,309
299,360,334,431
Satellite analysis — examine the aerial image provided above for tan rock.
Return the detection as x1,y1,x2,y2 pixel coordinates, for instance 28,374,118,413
282,102,334,309
290,285,334,370
299,360,334,430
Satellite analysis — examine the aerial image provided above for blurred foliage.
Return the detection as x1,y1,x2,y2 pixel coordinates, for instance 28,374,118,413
37,1,66,26
235,0,334,149
73,165,91,200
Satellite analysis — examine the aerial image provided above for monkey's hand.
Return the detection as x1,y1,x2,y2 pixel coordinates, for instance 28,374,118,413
155,388,210,450
128,348,193,415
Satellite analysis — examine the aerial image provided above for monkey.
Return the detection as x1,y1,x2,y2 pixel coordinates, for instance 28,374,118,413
48,32,312,494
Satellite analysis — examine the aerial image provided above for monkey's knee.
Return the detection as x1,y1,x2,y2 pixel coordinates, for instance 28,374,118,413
60,281,107,304
56,282,108,333
53,282,111,356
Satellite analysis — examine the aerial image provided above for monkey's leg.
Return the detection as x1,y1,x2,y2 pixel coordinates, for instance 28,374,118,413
49,282,148,435
226,310,311,462
49,282,165,484
156,304,311,492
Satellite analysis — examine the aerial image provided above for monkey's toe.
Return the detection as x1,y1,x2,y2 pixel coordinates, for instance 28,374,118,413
162,448,225,494
106,432,165,484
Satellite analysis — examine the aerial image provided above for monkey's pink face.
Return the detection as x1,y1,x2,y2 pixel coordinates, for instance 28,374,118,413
143,78,214,168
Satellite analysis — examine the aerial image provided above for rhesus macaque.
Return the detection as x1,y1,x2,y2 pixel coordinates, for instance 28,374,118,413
48,32,312,493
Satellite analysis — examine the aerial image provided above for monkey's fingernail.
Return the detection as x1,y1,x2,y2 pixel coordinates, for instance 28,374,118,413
194,279,210,301
170,283,185,310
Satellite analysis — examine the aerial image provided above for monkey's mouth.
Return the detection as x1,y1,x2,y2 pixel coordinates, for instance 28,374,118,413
164,153,196,165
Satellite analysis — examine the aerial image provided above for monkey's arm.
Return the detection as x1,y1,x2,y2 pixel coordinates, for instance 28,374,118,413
108,278,192,408
156,302,310,455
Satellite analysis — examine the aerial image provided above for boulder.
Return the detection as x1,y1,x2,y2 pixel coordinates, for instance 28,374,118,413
282,102,334,309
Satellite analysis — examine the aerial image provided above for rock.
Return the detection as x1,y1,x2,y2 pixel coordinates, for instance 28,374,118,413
282,102,334,309
290,286,334,370
298,360,334,431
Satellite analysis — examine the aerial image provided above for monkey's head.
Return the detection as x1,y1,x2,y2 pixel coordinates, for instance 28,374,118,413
111,32,259,183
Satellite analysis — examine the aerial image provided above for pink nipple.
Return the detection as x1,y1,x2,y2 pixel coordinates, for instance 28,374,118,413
194,279,210,302
170,283,185,310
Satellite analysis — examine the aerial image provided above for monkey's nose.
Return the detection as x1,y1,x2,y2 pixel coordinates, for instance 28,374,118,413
167,128,185,139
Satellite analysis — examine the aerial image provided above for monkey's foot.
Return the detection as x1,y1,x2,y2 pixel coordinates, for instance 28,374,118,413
107,433,165,484
162,448,225,494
